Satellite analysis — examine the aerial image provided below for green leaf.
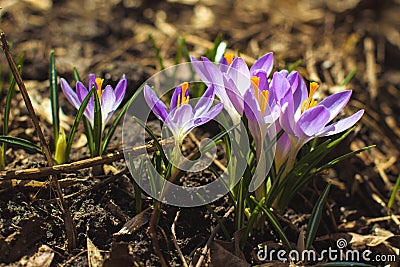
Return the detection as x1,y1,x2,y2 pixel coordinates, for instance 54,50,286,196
65,89,95,161
250,196,292,250
83,117,94,156
149,33,165,70
340,68,358,86
2,65,22,170
0,136,43,154
305,183,331,250
315,145,375,173
93,87,102,156
73,67,81,83
4,65,21,136
101,85,144,154
133,116,169,167
241,197,265,249
287,58,302,72
175,36,191,64
49,50,59,142
388,172,400,210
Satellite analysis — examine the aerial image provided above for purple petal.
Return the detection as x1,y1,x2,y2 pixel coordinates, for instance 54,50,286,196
318,90,352,123
101,85,116,124
113,75,127,108
88,74,96,91
170,84,183,111
168,104,194,136
191,56,224,88
270,72,290,102
84,100,94,126
60,78,81,110
143,85,169,121
192,103,223,127
289,72,308,117
76,81,89,103
317,110,364,137
194,84,215,117
243,87,263,123
295,106,331,138
225,76,244,115
279,101,295,136
252,70,269,91
228,57,251,94
250,52,274,77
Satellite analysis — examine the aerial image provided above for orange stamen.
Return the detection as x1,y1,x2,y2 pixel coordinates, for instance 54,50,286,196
224,53,235,66
301,81,319,113
95,78,104,99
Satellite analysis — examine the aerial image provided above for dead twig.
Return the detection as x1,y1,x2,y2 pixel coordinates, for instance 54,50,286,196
1,31,76,250
0,139,175,181
171,211,189,267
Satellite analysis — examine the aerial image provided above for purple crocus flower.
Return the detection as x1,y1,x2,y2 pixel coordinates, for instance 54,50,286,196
279,73,364,171
190,52,275,126
61,74,127,128
144,82,224,145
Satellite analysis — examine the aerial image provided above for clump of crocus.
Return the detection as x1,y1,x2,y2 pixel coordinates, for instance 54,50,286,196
59,73,127,160
61,74,127,128
278,73,364,174
144,82,223,147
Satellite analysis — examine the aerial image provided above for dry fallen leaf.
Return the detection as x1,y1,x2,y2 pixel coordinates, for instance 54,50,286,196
87,237,103,267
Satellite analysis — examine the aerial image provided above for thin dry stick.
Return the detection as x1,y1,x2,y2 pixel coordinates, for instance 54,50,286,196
0,139,175,181
0,31,76,250
193,206,235,267
171,211,189,267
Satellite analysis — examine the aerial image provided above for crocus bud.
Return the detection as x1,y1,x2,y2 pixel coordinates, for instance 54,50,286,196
54,127,67,164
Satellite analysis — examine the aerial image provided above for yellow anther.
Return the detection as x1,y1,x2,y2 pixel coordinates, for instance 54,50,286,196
260,90,269,116
301,81,319,113
224,53,235,66
177,82,190,108
251,76,261,101
95,78,104,99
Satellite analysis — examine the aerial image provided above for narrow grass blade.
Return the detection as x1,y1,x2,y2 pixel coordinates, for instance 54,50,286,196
240,197,265,249
388,173,400,210
250,196,292,250
101,85,144,153
305,183,331,250
73,67,81,83
315,145,375,173
149,34,165,70
340,68,358,86
65,89,95,161
93,87,102,156
175,36,190,64
287,59,302,72
49,50,60,142
1,65,22,170
133,116,169,167
0,136,43,154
